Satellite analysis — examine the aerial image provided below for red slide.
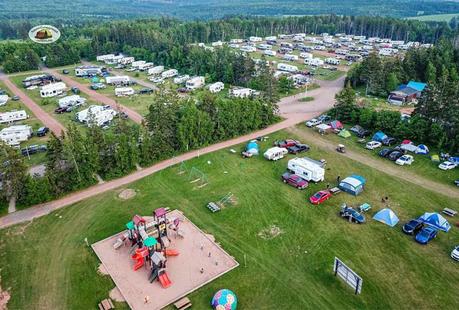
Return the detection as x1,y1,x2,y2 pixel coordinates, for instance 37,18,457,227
158,272,172,288
165,249,179,256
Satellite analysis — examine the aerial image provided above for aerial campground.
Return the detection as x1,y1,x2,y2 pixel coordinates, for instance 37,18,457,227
0,1,459,309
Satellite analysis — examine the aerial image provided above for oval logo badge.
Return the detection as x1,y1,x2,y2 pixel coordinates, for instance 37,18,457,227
28,25,61,44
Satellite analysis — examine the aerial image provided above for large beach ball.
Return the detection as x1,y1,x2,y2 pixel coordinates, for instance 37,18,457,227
211,289,237,310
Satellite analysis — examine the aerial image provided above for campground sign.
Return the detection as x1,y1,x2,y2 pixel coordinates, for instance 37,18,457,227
333,257,363,294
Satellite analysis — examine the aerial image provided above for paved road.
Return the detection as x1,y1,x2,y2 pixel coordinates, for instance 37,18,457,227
43,68,144,124
0,77,345,229
0,74,66,136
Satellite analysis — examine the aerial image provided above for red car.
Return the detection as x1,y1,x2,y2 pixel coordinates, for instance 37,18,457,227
274,139,299,148
309,190,331,205
281,172,308,189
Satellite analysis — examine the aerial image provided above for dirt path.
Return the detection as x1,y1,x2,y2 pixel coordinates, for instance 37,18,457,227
42,68,144,124
286,126,459,199
0,75,65,136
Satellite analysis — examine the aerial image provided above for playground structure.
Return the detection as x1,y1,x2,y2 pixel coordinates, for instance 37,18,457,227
177,162,209,189
206,192,237,213
92,210,239,310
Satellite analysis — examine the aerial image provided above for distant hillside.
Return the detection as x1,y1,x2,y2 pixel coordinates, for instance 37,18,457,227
2,0,459,20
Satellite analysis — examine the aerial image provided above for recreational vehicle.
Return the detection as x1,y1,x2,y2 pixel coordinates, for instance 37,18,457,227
161,69,178,79
300,52,313,59
249,36,262,42
186,76,205,90
76,105,118,127
264,147,288,161
118,57,135,65
325,58,340,65
40,82,67,98
0,125,33,146
230,39,243,44
211,41,223,47
265,36,277,41
335,49,348,55
0,110,28,124
131,60,146,69
22,74,56,88
173,75,190,84
264,50,277,57
115,87,135,97
280,42,293,49
229,87,254,98
304,58,324,66
257,44,272,50
58,95,86,108
240,45,256,53
287,157,325,182
283,54,299,61
75,66,103,77
277,63,298,73
96,54,115,62
148,66,164,75
138,62,154,71
209,82,224,93
105,76,131,85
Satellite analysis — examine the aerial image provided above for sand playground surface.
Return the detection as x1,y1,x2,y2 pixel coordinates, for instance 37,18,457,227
92,210,239,310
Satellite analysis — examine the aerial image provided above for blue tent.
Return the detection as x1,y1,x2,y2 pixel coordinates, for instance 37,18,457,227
373,208,399,227
339,175,366,196
245,141,259,155
406,81,427,92
449,157,459,165
415,144,429,155
419,212,451,232
372,131,387,142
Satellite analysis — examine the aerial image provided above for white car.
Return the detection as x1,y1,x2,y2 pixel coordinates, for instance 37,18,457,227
439,161,456,170
365,141,382,150
452,245,459,261
395,154,414,166
305,118,321,127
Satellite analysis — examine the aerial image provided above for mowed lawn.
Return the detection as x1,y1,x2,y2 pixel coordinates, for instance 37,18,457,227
0,130,459,309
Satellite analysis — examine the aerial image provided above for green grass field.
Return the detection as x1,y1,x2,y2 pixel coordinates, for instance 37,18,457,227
407,13,459,22
1,128,458,309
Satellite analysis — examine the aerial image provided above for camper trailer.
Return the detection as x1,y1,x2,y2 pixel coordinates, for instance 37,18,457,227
22,74,56,88
186,76,205,90
283,54,299,61
230,39,243,44
96,54,115,62
75,66,103,77
211,41,223,47
287,157,325,182
76,105,117,127
148,66,164,75
105,76,131,85
300,52,313,59
40,82,67,98
304,58,324,66
264,147,288,161
325,58,340,65
0,110,28,124
277,63,298,73
265,36,277,41
131,60,146,69
58,95,86,108
264,50,277,57
257,44,272,50
240,45,257,53
173,75,190,84
115,87,135,97
229,87,255,98
249,36,262,42
161,69,178,79
0,125,33,146
118,57,135,65
209,82,224,93
138,62,154,71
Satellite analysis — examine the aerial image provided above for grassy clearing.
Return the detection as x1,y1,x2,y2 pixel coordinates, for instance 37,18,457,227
299,96,314,102
406,13,459,22
0,129,458,309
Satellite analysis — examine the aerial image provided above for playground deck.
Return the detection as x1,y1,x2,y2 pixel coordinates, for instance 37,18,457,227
92,210,239,310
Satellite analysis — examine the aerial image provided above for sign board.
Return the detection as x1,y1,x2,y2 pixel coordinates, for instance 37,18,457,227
333,257,363,294
28,25,61,44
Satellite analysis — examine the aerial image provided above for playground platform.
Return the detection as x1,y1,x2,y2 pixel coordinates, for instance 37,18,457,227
92,210,239,310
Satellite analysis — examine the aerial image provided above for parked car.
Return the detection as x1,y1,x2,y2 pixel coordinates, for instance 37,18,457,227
62,69,69,74
382,137,396,146
12,95,20,101
281,172,308,189
451,245,459,261
139,88,154,95
402,219,424,235
339,205,365,224
366,141,382,150
396,154,414,166
177,87,190,93
274,139,299,148
306,118,321,127
439,161,456,170
415,226,438,244
287,143,310,154
378,148,392,157
21,144,47,156
309,190,331,205
54,107,67,114
455,179,459,187
90,83,106,90
317,114,331,123
356,129,371,138
36,127,49,137
71,87,80,94
388,151,403,161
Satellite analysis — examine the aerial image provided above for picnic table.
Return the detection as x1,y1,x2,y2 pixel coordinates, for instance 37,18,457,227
207,202,221,213
98,299,114,310
174,297,192,309
442,208,457,217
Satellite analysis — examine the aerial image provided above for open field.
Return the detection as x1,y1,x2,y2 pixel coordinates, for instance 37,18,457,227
0,128,458,309
406,13,459,22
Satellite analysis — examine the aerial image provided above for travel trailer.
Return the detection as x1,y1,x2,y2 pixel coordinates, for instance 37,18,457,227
76,105,118,127
96,54,115,62
22,74,56,88
283,54,299,61
230,39,244,44
209,82,224,93
264,147,288,161
105,76,131,85
264,50,277,57
229,87,254,98
148,66,165,75
118,57,135,65
325,58,340,65
138,62,154,71
300,52,313,59
186,76,205,90
277,63,298,73
0,125,33,146
58,95,86,108
0,110,28,124
240,45,257,53
115,87,135,96
257,44,272,50
287,157,325,182
161,69,178,79
75,66,103,77
131,60,146,69
249,36,262,42
173,75,190,84
40,82,67,98
304,58,324,66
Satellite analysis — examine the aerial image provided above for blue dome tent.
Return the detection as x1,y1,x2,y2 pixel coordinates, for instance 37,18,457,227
372,131,387,142
373,208,399,227
415,144,429,155
419,212,451,232
245,141,259,156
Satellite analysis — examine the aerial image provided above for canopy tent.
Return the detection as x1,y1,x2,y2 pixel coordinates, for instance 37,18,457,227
245,141,259,155
401,139,412,145
330,120,343,130
316,123,331,131
431,154,440,162
373,208,399,227
400,143,418,153
415,144,429,155
372,131,387,142
419,212,451,232
338,129,351,138
339,175,366,196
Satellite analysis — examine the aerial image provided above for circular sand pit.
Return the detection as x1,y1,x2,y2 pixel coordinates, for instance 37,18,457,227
109,287,125,302
118,189,136,200
98,263,109,276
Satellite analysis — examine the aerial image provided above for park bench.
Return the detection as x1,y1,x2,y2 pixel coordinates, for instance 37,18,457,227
207,202,221,213
442,208,457,217
98,298,115,310
174,297,192,309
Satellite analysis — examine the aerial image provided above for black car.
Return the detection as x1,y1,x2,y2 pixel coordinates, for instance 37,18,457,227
378,148,392,158
139,88,154,95
36,127,49,137
402,219,424,235
21,145,46,156
388,151,403,161
54,107,67,114
287,144,310,154
382,137,396,146
71,87,80,94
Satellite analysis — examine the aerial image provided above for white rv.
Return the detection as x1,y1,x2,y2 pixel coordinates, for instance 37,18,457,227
283,54,299,61
257,44,272,50
211,41,223,47
76,105,117,127
325,58,340,65
277,63,298,73
115,87,135,97
304,58,324,66
240,45,257,53
0,110,28,124
287,157,325,182
264,147,288,161
335,49,348,55
186,76,205,90
40,82,67,98
0,95,9,106
138,62,154,71
148,66,164,75
131,60,146,69
161,69,178,79
173,75,190,84
96,54,115,62
265,36,277,41
230,39,244,44
209,82,224,93
75,66,103,77
118,57,135,65
249,36,262,42
0,125,32,146
105,76,131,85
58,95,86,108
230,87,254,98
300,52,313,59
264,50,277,57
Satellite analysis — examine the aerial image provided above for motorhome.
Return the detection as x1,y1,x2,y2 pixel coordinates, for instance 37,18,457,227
185,76,205,90
264,147,288,161
229,87,255,98
304,58,324,66
105,76,131,85
114,87,134,97
283,54,299,61
257,44,272,50
58,95,86,108
147,66,164,75
96,54,115,62
75,65,103,77
131,60,146,69
0,125,33,146
0,95,9,106
265,36,277,41
277,63,298,73
76,105,118,127
161,69,178,79
0,110,28,124
264,50,277,57
240,45,256,53
325,58,340,65
138,62,154,71
287,157,325,182
173,75,190,84
22,74,56,88
209,82,225,93
249,36,262,42
300,52,313,59
118,57,135,65
40,82,67,98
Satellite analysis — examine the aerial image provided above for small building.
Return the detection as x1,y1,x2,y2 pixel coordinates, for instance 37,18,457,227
161,69,178,79
186,76,205,90
58,95,86,108
0,110,28,124
76,105,117,127
105,76,131,85
0,124,33,146
115,87,135,97
75,65,103,77
209,82,224,93
339,175,366,196
387,81,426,105
148,66,164,76
40,82,67,98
